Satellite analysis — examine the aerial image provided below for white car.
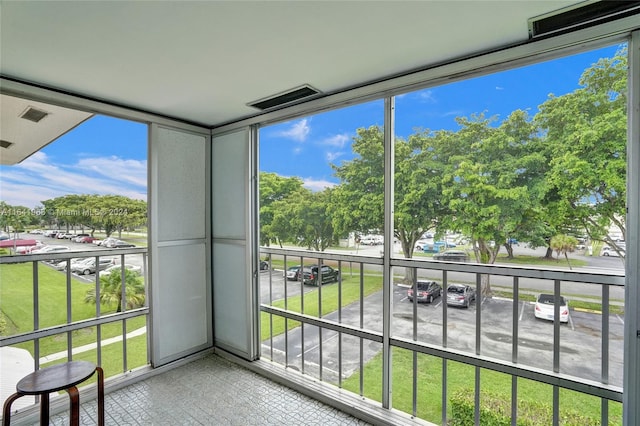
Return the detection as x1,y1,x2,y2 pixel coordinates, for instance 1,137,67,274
99,263,142,277
70,258,115,275
534,294,569,323
31,245,70,254
601,246,625,257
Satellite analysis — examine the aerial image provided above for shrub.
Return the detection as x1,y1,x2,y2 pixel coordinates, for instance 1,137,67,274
449,389,599,426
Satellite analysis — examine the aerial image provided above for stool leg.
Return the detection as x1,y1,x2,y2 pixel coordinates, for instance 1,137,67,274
96,367,105,426
2,392,23,426
40,393,50,426
66,386,79,426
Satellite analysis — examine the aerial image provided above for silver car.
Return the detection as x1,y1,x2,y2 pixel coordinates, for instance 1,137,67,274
446,284,476,308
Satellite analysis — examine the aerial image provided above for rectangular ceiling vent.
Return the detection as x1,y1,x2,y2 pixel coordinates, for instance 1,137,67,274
20,106,49,123
248,85,321,111
529,0,640,39
0,140,13,149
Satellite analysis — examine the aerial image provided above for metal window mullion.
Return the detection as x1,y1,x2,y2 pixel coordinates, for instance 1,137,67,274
475,367,481,425
382,96,394,409
33,261,40,371
601,284,610,426
300,256,305,374
442,358,448,426
412,267,418,416
319,259,323,381
95,268,102,366
360,264,364,396
122,318,127,372
338,260,343,388
512,277,519,426
553,280,561,373
476,274,481,356
66,265,72,360
443,270,448,347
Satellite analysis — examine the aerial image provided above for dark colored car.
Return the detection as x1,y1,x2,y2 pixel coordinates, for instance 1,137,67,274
446,284,476,308
260,260,269,270
432,250,470,262
300,265,340,286
407,280,442,303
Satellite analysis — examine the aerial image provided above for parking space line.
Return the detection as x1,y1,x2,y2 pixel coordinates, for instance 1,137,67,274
616,314,624,325
297,330,339,359
518,301,526,321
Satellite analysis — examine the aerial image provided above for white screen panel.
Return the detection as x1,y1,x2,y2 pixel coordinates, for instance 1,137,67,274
213,241,250,354
155,243,209,361
212,130,247,239
156,127,206,241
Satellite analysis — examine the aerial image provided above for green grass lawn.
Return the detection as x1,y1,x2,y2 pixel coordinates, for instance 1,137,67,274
0,262,146,359
341,348,622,425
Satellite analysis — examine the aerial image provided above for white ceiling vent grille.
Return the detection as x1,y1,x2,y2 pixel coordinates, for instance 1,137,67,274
528,0,640,39
248,85,321,111
20,106,49,123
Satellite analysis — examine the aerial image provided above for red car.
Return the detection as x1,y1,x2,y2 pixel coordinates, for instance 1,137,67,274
78,236,97,243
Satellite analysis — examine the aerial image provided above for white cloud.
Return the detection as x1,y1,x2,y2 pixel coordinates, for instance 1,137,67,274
325,151,344,162
418,90,436,103
322,133,350,148
277,118,310,142
496,86,505,91
0,152,147,208
302,178,336,192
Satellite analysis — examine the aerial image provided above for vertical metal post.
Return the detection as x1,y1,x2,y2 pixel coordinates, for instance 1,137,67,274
360,265,365,396
382,96,395,409
66,264,72,360
412,268,418,416
512,277,519,426
624,28,640,426
318,259,323,381
33,261,40,370
553,279,560,373
602,285,610,426
338,259,343,388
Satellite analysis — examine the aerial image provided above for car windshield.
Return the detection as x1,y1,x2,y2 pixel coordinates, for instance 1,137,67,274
448,286,464,294
415,282,433,290
538,294,566,305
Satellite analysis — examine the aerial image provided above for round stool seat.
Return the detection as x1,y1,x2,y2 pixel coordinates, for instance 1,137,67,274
17,361,97,395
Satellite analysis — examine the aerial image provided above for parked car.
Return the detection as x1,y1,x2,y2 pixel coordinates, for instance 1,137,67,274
110,240,136,248
99,263,142,277
31,245,70,254
52,257,86,271
433,250,470,262
414,239,430,251
446,284,476,308
70,258,115,275
285,265,302,280
94,237,117,246
77,236,97,244
601,246,625,257
407,281,442,303
534,293,569,323
260,260,269,271
300,265,340,286
71,234,90,242
422,241,456,253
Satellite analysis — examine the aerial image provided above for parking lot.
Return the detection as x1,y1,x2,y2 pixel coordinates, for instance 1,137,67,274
260,269,624,387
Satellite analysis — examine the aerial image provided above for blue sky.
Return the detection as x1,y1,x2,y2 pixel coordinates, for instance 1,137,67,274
0,44,621,208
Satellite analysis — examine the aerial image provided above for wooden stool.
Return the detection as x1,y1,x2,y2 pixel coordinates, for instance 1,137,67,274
2,361,104,426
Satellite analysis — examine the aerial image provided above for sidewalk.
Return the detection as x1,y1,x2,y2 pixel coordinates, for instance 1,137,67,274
39,326,147,364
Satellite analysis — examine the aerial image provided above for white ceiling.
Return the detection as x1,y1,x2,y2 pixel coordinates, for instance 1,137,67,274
1,1,584,127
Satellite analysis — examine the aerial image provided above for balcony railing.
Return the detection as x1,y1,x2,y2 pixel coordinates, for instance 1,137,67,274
0,247,150,414
259,246,625,425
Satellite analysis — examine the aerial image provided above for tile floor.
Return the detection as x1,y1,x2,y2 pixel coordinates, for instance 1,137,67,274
38,354,370,425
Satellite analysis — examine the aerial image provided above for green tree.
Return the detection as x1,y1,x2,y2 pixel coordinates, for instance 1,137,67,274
259,172,304,248
439,111,544,293
84,268,145,312
536,47,627,257
271,188,337,251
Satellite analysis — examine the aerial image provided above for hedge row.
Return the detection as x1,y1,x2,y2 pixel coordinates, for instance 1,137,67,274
449,389,600,426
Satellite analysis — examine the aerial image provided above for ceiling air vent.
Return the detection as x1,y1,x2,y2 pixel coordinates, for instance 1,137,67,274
529,0,640,39
0,140,13,149
248,85,321,111
20,106,49,123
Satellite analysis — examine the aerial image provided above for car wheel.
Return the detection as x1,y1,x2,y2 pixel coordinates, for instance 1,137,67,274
83,269,91,275
465,299,469,308
603,252,610,256
428,295,433,303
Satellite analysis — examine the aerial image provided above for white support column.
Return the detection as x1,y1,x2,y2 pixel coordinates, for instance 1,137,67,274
624,29,640,426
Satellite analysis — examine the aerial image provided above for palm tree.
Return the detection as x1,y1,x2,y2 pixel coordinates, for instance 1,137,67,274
85,268,145,312
550,234,578,270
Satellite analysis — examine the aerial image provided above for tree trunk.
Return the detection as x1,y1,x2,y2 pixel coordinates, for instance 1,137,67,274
543,246,554,259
